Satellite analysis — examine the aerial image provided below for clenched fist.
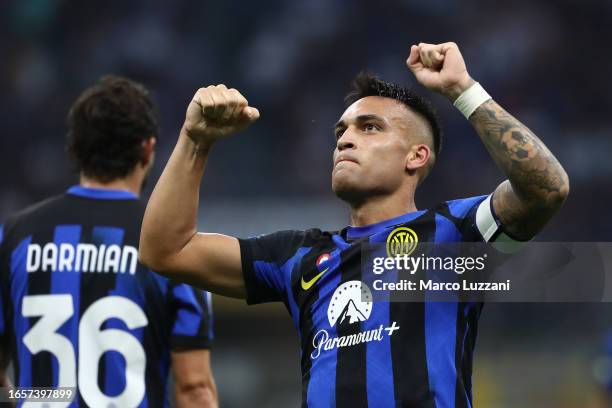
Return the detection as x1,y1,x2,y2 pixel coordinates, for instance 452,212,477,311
406,42,476,101
183,84,260,146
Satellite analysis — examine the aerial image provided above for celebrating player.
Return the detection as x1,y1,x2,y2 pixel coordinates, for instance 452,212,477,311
140,42,569,406
0,76,217,407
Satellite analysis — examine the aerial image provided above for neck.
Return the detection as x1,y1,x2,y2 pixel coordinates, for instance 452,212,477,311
348,192,417,227
79,173,142,196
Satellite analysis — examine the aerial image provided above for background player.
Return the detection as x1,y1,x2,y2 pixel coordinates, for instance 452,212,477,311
0,76,217,407
140,42,569,406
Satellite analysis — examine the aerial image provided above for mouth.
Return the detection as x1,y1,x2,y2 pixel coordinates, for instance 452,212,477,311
334,157,359,167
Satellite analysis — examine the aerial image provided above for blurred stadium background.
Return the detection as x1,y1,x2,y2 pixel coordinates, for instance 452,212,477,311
1,0,611,406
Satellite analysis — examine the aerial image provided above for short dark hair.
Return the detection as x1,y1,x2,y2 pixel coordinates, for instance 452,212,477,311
67,75,159,182
344,72,442,157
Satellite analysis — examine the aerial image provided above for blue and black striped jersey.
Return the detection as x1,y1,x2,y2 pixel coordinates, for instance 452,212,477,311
0,186,213,408
239,195,521,408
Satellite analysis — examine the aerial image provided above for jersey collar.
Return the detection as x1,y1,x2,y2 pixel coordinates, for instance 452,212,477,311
67,185,138,200
345,209,425,240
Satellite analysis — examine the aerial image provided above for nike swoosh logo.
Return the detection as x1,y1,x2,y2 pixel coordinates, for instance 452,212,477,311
301,267,330,290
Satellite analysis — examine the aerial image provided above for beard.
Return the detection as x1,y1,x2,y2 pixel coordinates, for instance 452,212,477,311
332,172,372,205
332,169,401,206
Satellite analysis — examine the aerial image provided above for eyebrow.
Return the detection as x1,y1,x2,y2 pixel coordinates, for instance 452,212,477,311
333,114,387,131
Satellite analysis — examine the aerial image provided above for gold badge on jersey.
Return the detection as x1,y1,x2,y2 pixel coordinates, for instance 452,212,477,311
386,227,418,258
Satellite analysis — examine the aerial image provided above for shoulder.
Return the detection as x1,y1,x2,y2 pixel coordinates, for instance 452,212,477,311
1,193,145,245
245,228,328,244
7,194,67,221
239,228,332,262
1,194,67,242
242,228,312,252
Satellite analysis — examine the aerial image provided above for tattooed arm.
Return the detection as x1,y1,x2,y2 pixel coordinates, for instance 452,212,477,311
469,101,569,239
407,42,569,239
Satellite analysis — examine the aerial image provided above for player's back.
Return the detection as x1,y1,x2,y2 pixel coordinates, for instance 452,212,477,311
0,186,212,407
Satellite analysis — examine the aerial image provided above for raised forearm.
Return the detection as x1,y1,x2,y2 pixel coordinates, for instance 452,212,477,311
407,42,569,239
406,41,569,203
470,100,569,206
469,99,569,238
140,85,258,291
140,130,209,268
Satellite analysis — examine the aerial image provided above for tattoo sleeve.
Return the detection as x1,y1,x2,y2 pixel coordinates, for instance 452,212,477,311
469,100,569,240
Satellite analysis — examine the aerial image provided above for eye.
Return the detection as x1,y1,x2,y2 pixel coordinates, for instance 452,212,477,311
334,128,345,140
363,123,380,132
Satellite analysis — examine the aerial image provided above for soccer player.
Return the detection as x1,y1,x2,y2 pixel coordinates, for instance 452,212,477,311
140,42,569,407
0,76,217,407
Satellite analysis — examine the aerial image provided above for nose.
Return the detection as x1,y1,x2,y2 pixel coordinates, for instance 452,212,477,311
337,129,356,151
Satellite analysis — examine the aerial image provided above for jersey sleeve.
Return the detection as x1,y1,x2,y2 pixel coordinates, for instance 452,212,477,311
449,194,529,253
238,230,305,305
168,282,213,350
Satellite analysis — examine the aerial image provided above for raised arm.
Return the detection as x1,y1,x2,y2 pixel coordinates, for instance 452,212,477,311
468,100,569,239
139,85,260,297
407,42,569,240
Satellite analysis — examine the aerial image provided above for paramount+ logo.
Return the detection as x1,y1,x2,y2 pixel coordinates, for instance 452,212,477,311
386,227,418,258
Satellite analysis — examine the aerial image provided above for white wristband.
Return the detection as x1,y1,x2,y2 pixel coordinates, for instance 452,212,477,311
453,82,492,119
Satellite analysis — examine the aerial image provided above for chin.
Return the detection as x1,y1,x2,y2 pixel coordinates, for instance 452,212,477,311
332,177,364,203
